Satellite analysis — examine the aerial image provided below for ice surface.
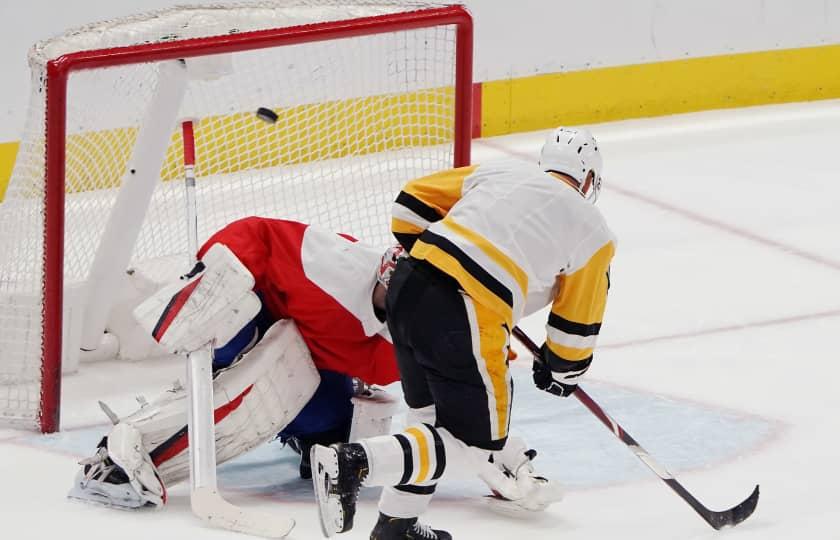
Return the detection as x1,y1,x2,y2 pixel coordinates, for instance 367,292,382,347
3,100,840,539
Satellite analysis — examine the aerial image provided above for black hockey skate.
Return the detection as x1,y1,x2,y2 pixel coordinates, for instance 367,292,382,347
282,423,351,480
284,436,312,479
311,442,369,536
370,513,452,540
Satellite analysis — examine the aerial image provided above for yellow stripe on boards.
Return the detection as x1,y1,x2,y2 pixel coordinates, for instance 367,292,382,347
442,218,528,297
172,89,453,181
480,43,840,137
0,142,19,201
8,44,840,200
404,427,430,484
0,87,453,201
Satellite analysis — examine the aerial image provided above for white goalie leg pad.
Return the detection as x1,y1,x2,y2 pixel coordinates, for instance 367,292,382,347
115,319,320,487
133,243,261,354
348,385,400,442
480,436,565,515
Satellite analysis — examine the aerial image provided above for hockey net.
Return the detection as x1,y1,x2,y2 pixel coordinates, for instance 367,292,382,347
0,1,472,432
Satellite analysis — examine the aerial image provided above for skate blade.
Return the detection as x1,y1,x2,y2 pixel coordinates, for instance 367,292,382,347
311,444,343,537
67,484,151,511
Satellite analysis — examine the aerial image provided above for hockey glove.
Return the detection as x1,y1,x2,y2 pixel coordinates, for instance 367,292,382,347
532,344,591,397
376,243,408,288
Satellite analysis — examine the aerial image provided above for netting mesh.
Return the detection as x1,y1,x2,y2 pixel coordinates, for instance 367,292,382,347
0,1,464,429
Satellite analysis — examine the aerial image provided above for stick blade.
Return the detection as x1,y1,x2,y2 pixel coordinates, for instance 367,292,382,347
707,485,760,530
192,487,295,538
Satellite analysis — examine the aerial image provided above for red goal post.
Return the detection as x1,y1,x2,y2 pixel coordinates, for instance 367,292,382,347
1,2,473,433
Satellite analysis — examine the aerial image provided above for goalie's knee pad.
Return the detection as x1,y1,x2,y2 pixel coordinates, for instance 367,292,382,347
103,319,320,487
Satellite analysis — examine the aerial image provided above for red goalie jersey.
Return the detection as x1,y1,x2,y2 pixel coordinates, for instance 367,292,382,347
196,217,399,386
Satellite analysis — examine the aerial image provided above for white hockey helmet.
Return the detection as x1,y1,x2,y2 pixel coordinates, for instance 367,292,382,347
539,127,603,203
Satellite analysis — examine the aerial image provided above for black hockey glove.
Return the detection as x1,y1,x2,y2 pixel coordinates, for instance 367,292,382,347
532,343,591,397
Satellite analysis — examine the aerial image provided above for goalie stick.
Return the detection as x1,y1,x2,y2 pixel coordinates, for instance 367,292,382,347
511,326,759,530
180,120,295,538
187,346,295,538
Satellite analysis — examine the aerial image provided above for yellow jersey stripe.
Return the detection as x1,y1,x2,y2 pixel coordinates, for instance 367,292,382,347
442,218,529,297
411,239,514,324
545,339,594,362
392,217,425,236
551,241,615,325
401,165,477,217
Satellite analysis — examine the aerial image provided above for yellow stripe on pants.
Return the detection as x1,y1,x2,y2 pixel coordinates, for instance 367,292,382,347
462,295,512,441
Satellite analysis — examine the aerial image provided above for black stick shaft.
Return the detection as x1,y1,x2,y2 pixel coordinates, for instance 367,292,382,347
511,326,759,530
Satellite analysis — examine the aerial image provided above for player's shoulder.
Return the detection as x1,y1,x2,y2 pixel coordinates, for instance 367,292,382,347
575,193,611,229
571,201,616,266
474,157,544,177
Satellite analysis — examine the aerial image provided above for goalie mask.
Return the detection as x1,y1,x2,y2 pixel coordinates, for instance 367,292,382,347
539,127,603,204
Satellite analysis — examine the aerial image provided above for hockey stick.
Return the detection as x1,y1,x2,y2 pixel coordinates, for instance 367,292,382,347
181,119,199,267
181,120,295,538
186,346,295,537
511,326,759,530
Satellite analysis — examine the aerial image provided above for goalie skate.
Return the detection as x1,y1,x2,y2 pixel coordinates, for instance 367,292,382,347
68,441,164,510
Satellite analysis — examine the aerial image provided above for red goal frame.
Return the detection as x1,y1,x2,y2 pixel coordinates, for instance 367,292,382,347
39,5,473,433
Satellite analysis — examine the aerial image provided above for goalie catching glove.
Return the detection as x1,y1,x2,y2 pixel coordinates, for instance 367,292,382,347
532,343,592,397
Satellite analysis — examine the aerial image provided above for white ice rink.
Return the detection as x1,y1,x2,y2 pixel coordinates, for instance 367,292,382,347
2,99,840,539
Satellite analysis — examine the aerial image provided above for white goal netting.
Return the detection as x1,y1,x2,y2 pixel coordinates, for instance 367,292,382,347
0,1,470,430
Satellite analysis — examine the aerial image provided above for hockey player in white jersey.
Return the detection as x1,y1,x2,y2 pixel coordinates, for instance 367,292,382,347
311,127,615,539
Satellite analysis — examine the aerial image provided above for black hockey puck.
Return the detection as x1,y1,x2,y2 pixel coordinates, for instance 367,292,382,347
256,107,278,124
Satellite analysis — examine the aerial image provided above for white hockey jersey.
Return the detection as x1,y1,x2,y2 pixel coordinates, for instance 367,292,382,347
391,159,616,366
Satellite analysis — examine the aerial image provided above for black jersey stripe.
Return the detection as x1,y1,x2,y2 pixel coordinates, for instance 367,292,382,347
548,312,601,337
425,424,446,481
546,348,593,373
419,230,514,308
394,231,420,251
396,191,444,224
394,434,414,485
